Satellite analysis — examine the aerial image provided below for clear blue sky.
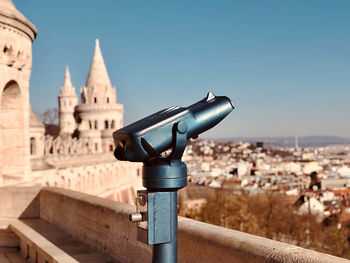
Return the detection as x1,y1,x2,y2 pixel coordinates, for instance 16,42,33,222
15,0,350,138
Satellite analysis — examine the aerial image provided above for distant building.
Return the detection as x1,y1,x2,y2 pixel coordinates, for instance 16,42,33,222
295,195,324,221
321,178,350,190
256,141,273,150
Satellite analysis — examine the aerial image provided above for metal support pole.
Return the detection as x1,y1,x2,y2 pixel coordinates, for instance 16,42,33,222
152,191,178,263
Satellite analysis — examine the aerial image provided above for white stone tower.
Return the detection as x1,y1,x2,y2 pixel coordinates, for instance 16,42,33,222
58,66,78,136
0,0,37,183
75,39,124,153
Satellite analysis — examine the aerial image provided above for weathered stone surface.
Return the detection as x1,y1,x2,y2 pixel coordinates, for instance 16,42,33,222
0,186,40,219
0,187,348,263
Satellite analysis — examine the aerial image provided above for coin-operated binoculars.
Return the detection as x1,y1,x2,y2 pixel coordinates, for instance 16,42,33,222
113,92,234,263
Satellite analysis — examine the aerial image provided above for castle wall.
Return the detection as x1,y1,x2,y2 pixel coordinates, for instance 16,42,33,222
0,18,35,183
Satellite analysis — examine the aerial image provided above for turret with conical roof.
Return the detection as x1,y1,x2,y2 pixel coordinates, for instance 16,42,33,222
58,66,78,136
75,39,124,153
60,66,76,96
81,39,117,105
85,39,112,89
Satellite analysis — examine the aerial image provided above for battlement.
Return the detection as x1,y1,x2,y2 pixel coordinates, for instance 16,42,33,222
0,187,347,263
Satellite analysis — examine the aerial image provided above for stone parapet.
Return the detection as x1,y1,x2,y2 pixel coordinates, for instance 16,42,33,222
178,217,348,263
0,186,348,263
39,187,349,263
39,187,151,262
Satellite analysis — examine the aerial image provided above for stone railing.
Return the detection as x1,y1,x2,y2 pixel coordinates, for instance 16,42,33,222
0,186,349,263
43,136,93,156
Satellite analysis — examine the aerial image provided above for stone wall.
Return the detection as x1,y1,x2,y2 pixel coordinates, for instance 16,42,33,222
0,186,40,219
38,187,349,263
0,0,36,184
0,29,32,182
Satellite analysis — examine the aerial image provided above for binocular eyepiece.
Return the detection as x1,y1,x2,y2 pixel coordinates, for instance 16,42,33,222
113,92,234,163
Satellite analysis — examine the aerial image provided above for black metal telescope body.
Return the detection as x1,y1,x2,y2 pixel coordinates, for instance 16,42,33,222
113,92,234,262
114,92,234,164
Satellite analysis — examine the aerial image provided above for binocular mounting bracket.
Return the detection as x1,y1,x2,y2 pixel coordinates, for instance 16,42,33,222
129,121,189,263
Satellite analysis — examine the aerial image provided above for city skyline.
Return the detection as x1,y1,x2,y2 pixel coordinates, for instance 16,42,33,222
15,0,350,139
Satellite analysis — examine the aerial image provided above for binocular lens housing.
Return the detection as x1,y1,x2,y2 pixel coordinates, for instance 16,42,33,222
113,92,234,162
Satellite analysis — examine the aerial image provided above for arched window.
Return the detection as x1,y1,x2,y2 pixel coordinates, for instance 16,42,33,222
95,143,98,151
89,120,92,129
107,97,110,103
1,80,24,174
3,46,11,55
30,137,36,155
94,97,97,103
94,120,98,129
105,120,109,129
111,120,115,129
